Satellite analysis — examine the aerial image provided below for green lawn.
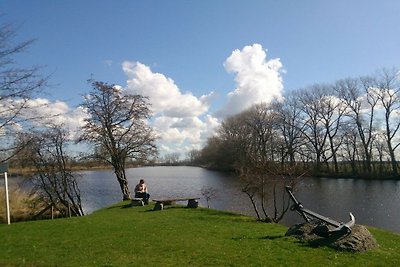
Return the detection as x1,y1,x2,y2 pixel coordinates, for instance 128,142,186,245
1,202,400,266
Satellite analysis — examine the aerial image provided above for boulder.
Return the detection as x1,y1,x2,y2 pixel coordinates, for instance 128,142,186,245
286,223,379,252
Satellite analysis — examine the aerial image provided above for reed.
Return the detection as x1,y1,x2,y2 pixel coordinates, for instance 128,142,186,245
0,186,45,223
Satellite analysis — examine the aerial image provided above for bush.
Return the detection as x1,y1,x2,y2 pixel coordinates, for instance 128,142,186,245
0,186,46,223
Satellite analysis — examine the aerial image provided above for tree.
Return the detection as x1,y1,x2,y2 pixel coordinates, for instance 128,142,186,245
245,103,280,163
80,80,157,200
163,152,180,165
186,149,202,165
240,163,301,223
335,77,378,174
0,21,47,161
22,125,84,217
297,85,330,172
317,87,346,173
201,186,218,208
374,68,400,176
274,94,305,165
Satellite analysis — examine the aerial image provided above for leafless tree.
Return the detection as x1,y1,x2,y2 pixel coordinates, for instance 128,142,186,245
334,77,379,174
79,80,157,200
339,123,360,174
374,67,400,176
0,22,47,162
240,164,301,223
21,125,84,217
186,149,201,165
201,186,218,208
296,85,330,172
317,87,347,173
220,104,301,222
244,103,280,163
274,93,306,165
163,152,180,165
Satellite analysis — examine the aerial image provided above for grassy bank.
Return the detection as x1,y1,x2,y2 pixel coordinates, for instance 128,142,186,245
1,202,400,266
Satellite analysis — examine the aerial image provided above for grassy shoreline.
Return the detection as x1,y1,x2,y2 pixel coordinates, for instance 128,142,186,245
1,202,400,266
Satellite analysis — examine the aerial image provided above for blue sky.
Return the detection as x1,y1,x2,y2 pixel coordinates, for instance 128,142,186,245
2,0,400,157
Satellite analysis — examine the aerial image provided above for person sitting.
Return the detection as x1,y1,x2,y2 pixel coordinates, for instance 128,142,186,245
134,179,150,204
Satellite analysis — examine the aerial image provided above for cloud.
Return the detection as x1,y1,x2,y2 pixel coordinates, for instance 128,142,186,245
150,114,219,157
216,43,284,117
122,61,213,118
4,44,283,158
120,44,284,157
22,98,88,139
16,44,282,157
122,61,220,157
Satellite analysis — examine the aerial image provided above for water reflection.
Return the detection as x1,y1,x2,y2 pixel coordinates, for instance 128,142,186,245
78,166,251,215
77,166,400,232
290,178,400,232
4,166,399,232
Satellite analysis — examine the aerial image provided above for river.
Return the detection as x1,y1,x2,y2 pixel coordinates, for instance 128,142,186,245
76,166,400,233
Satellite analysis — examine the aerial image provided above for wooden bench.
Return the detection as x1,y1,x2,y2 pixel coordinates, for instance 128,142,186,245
131,198,144,206
152,197,200,210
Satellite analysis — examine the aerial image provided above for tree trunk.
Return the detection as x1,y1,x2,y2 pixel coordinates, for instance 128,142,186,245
113,163,131,200
387,141,398,176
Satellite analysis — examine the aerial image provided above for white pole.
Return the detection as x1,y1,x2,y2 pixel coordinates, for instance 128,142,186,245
4,171,10,225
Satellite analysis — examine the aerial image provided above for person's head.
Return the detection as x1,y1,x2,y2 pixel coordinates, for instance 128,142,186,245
139,179,144,184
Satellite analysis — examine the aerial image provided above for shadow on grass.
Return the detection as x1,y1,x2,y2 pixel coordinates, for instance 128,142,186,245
232,234,285,241
261,235,286,240
143,205,188,212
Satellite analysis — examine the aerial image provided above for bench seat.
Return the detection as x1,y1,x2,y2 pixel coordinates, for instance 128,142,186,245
131,198,144,206
153,197,200,210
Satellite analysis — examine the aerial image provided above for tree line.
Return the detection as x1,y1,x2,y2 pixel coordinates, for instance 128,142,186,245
194,68,400,179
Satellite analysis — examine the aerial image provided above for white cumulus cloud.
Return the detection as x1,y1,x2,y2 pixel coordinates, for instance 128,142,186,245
122,61,219,157
123,61,213,118
24,98,88,139
217,43,284,117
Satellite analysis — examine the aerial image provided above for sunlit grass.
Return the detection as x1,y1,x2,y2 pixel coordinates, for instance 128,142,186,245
1,201,400,266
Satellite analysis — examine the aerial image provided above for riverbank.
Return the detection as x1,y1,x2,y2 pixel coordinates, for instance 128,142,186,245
1,201,400,266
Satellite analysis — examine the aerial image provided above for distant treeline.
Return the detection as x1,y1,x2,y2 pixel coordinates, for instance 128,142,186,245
189,68,400,179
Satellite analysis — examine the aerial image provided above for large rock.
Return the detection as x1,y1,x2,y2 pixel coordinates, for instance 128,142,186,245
286,223,379,252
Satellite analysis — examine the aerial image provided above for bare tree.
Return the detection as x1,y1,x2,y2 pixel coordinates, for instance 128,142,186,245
374,67,400,176
317,88,347,173
240,164,301,223
187,149,201,165
79,80,157,200
334,77,378,174
339,123,360,175
220,104,300,222
22,125,84,217
201,186,218,208
296,85,330,172
244,103,280,163
274,94,306,165
0,22,47,161
163,152,180,165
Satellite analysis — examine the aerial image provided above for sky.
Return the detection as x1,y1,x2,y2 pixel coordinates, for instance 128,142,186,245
2,0,400,158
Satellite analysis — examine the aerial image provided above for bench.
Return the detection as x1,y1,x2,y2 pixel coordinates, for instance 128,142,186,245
152,197,200,210
131,198,144,206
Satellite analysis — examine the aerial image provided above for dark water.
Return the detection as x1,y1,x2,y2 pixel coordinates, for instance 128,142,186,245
3,166,399,232
76,166,400,233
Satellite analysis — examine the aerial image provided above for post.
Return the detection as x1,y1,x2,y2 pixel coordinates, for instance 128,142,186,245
4,171,10,225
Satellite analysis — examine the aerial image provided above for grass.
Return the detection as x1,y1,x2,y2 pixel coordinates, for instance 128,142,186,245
1,202,400,266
